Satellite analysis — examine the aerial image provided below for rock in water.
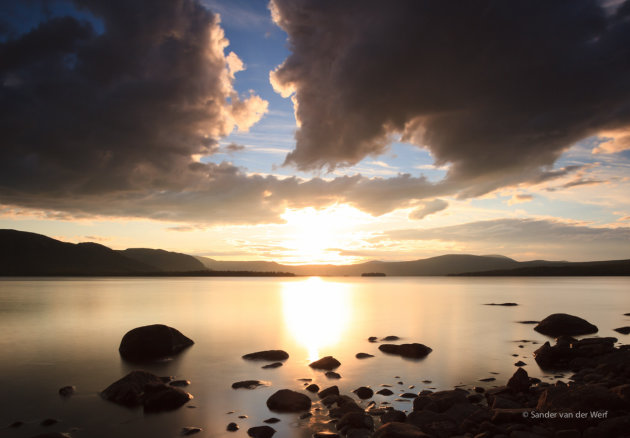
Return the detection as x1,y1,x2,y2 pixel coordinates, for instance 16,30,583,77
58,385,75,397
378,343,432,359
232,380,268,389
119,324,194,361
507,367,530,393
242,350,289,361
373,422,428,437
309,356,341,370
266,389,312,412
181,427,202,435
533,313,598,337
614,326,630,335
353,386,374,399
355,352,374,359
247,425,276,438
101,370,192,411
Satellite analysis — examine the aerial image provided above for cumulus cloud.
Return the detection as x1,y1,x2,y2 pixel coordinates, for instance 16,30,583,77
270,0,630,195
0,0,267,198
409,199,448,220
384,218,630,260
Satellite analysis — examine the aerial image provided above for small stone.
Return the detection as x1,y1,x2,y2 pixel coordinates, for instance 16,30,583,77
326,371,342,379
318,386,340,398
473,386,485,393
355,352,374,359
381,335,400,341
266,389,312,412
242,350,289,361
368,336,378,342
479,377,496,382
306,384,320,392
310,356,341,370
614,326,630,335
376,388,394,396
353,387,374,399
484,302,518,306
514,361,527,366
263,418,280,424
58,386,75,397
170,380,191,387
181,427,202,435
262,362,283,369
238,415,248,419
227,422,239,431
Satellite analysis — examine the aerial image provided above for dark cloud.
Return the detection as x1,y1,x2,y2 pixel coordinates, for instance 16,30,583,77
224,142,246,153
384,218,630,260
0,0,266,197
271,0,630,194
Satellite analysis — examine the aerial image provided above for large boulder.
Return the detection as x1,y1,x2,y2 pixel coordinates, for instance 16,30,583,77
378,343,432,359
119,324,194,361
534,314,598,337
101,370,192,411
537,383,625,413
534,336,617,369
266,389,312,412
242,350,289,361
309,356,341,370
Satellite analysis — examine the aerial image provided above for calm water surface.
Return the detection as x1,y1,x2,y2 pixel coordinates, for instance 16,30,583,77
0,276,628,437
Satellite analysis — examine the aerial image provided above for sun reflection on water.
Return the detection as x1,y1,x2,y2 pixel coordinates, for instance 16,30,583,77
281,277,354,362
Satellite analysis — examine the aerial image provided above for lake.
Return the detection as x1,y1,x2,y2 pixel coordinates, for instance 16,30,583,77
0,276,628,437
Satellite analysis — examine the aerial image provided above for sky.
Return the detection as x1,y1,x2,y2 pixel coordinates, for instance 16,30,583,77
1,0,630,264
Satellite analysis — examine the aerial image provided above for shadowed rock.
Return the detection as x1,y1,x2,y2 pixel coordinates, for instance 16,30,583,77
227,422,238,431
534,313,598,337
119,324,194,361
232,380,269,389
353,386,374,399
247,425,276,438
507,367,530,393
325,371,342,379
377,388,394,396
381,335,400,341
373,422,429,437
242,350,289,361
378,343,432,359
262,362,283,369
356,352,374,359
310,356,341,370
58,386,75,397
614,326,630,335
306,383,319,392
266,389,311,412
182,427,202,435
318,385,340,398
101,370,192,411
534,336,617,369
484,302,518,306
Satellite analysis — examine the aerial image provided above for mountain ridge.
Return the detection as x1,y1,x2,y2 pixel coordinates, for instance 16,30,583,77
1,229,628,276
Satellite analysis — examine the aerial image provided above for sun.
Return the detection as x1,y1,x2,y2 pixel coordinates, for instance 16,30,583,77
279,205,369,264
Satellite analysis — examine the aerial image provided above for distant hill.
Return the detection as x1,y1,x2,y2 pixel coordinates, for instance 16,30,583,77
0,229,153,275
1,229,628,276
196,254,521,276
120,248,205,272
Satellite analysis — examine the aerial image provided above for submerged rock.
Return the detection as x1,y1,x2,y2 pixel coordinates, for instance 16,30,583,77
181,427,202,435
119,324,194,361
242,350,289,361
355,352,374,359
232,380,268,389
266,389,312,412
534,313,598,337
325,371,342,379
101,370,192,411
378,343,432,359
310,356,341,370
262,362,283,369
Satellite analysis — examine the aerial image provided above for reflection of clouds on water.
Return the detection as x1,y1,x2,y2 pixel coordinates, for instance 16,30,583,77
281,277,354,361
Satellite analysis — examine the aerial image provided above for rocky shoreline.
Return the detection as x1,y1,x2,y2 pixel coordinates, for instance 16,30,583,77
5,314,630,438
